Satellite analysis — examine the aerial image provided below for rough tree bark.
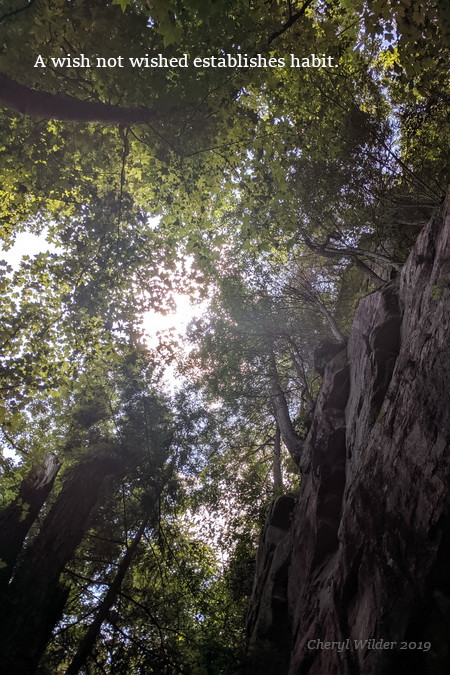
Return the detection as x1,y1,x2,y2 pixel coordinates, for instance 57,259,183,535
0,71,159,124
0,452,60,587
0,451,123,675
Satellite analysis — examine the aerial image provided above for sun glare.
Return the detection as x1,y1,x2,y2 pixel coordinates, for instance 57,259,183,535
0,229,208,394
142,293,207,348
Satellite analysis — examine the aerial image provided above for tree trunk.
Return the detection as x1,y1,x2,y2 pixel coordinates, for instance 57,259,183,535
316,303,347,345
0,71,158,124
273,424,283,489
0,452,60,587
0,452,123,675
288,347,315,410
268,351,303,465
67,462,175,674
66,515,150,675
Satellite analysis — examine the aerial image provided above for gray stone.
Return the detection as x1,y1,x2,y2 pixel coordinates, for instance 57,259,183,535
247,191,450,674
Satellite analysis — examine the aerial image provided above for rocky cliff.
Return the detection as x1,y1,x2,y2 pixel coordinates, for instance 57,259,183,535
247,195,450,674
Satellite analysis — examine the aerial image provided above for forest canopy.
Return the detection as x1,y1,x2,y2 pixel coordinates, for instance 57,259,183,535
0,0,449,672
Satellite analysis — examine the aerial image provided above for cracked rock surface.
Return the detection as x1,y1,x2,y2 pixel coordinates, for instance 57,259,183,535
247,195,450,674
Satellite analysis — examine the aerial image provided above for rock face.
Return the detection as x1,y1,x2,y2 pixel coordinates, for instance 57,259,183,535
246,494,296,672
247,195,450,674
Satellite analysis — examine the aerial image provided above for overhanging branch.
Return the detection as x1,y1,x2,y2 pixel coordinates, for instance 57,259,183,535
0,71,159,124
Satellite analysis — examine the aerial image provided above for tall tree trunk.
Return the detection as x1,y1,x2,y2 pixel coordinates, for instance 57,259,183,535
66,515,150,675
0,71,159,124
0,452,123,675
272,424,283,489
315,303,347,345
0,452,60,587
268,351,303,465
288,346,315,410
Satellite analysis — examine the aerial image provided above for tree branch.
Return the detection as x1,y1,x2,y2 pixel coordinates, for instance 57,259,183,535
66,516,150,675
303,233,384,283
268,0,315,45
0,71,159,125
268,350,303,465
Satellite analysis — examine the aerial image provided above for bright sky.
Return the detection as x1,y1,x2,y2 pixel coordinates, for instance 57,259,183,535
142,293,205,348
1,231,207,460
0,231,61,267
0,229,205,375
